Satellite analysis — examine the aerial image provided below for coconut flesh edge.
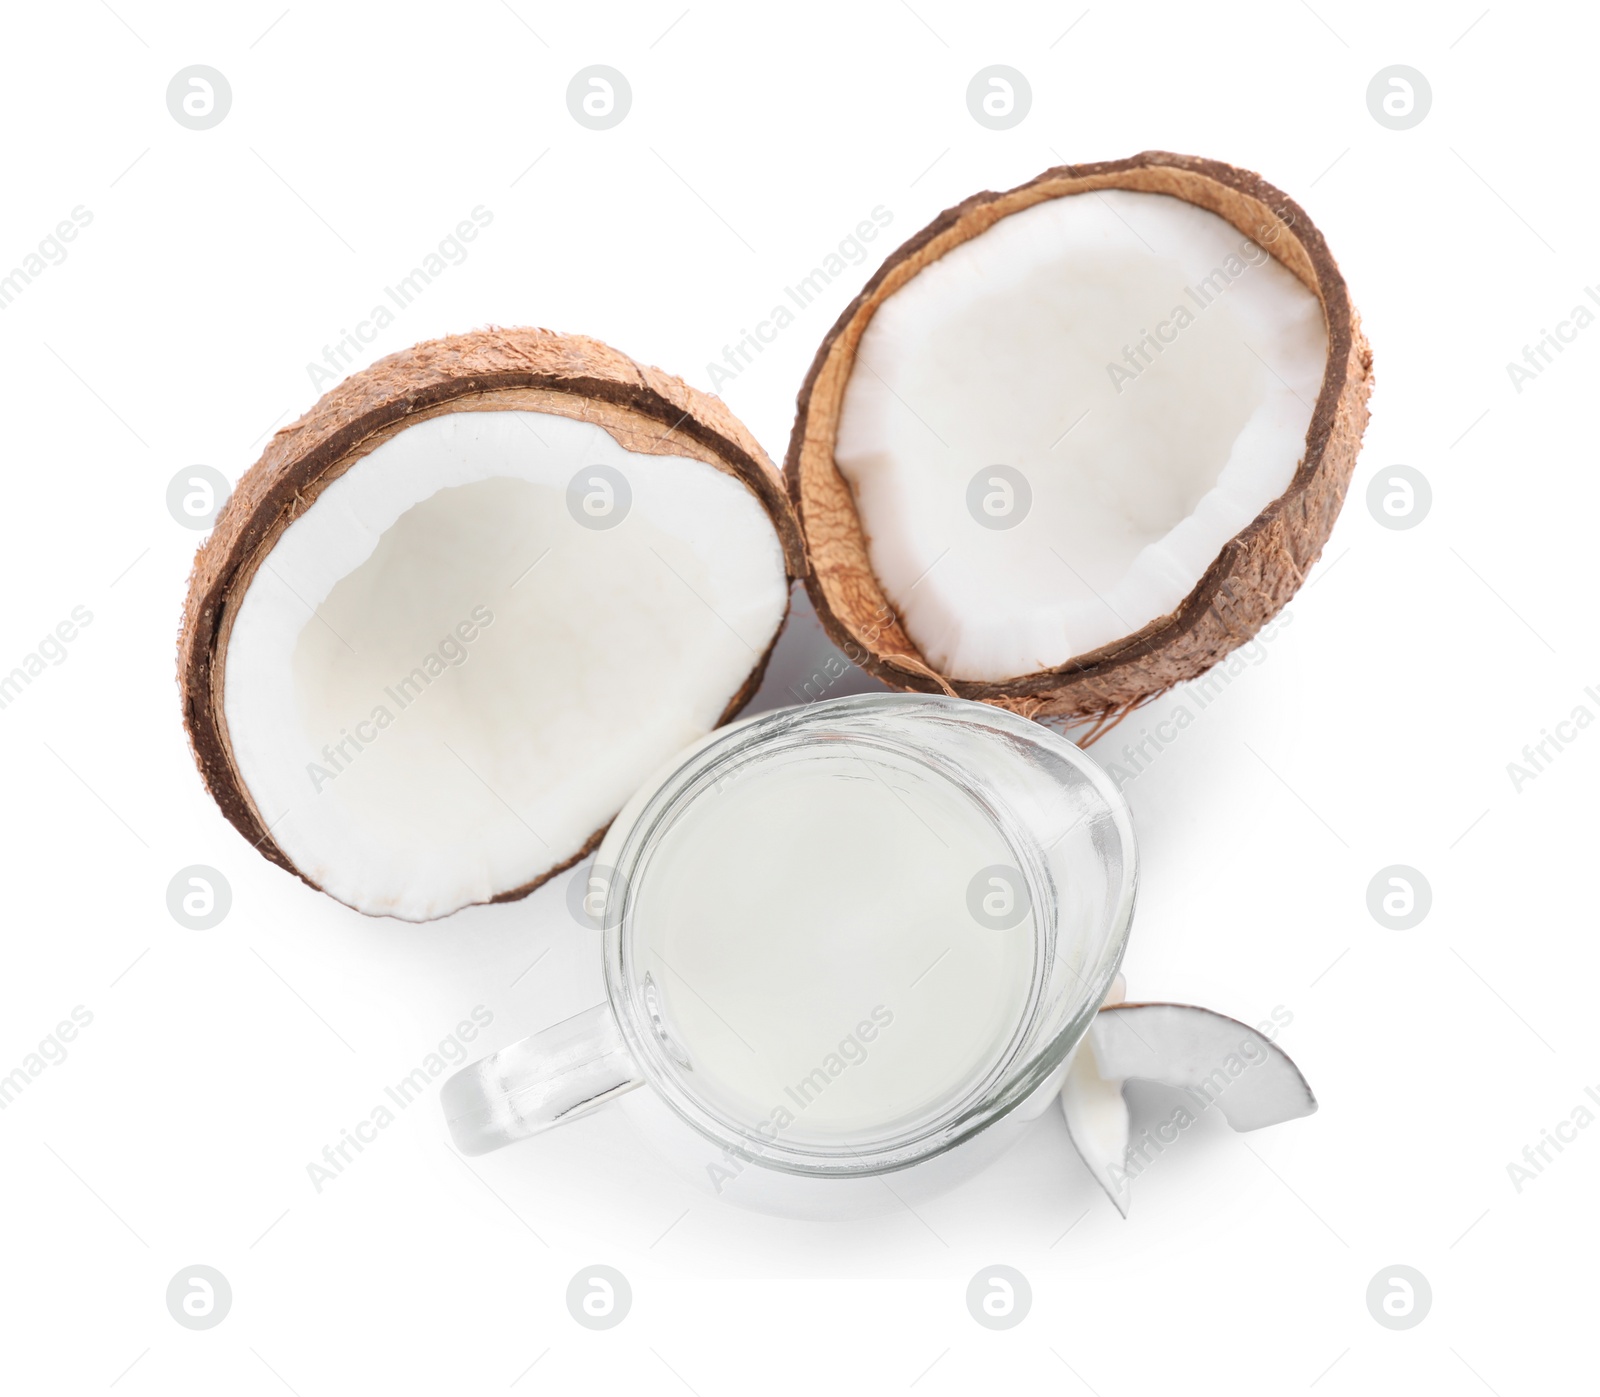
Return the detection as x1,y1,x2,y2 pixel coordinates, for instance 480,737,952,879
833,189,1328,683
222,409,789,921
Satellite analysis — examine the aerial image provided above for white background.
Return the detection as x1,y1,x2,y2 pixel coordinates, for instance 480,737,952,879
1,1,1593,1392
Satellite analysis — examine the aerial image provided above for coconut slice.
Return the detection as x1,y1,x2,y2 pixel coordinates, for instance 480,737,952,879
787,151,1372,722
1061,1024,1135,1216
1061,1001,1317,1215
179,329,803,921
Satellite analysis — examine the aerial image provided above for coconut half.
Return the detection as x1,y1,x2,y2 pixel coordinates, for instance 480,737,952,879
787,151,1373,723
179,329,803,921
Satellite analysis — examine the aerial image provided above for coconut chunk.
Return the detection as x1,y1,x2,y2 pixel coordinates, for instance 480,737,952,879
1060,1000,1317,1215
1061,1032,1133,1216
1089,1003,1317,1132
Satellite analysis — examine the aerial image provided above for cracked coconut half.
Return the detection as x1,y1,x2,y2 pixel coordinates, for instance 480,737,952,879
179,329,803,921
787,151,1372,723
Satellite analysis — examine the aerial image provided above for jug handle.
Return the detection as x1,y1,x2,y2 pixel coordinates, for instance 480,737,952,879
442,1004,643,1156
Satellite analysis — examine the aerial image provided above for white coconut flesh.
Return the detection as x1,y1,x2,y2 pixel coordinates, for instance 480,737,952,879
1060,1000,1318,1216
222,410,789,921
834,189,1328,681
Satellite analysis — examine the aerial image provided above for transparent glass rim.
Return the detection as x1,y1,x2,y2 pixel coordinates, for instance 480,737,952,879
601,693,1138,1178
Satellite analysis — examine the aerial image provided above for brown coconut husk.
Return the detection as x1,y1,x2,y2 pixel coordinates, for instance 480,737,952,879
785,150,1373,729
178,327,806,906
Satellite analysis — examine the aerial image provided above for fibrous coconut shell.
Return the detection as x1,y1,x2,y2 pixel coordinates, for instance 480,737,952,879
785,150,1373,727
178,327,806,904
